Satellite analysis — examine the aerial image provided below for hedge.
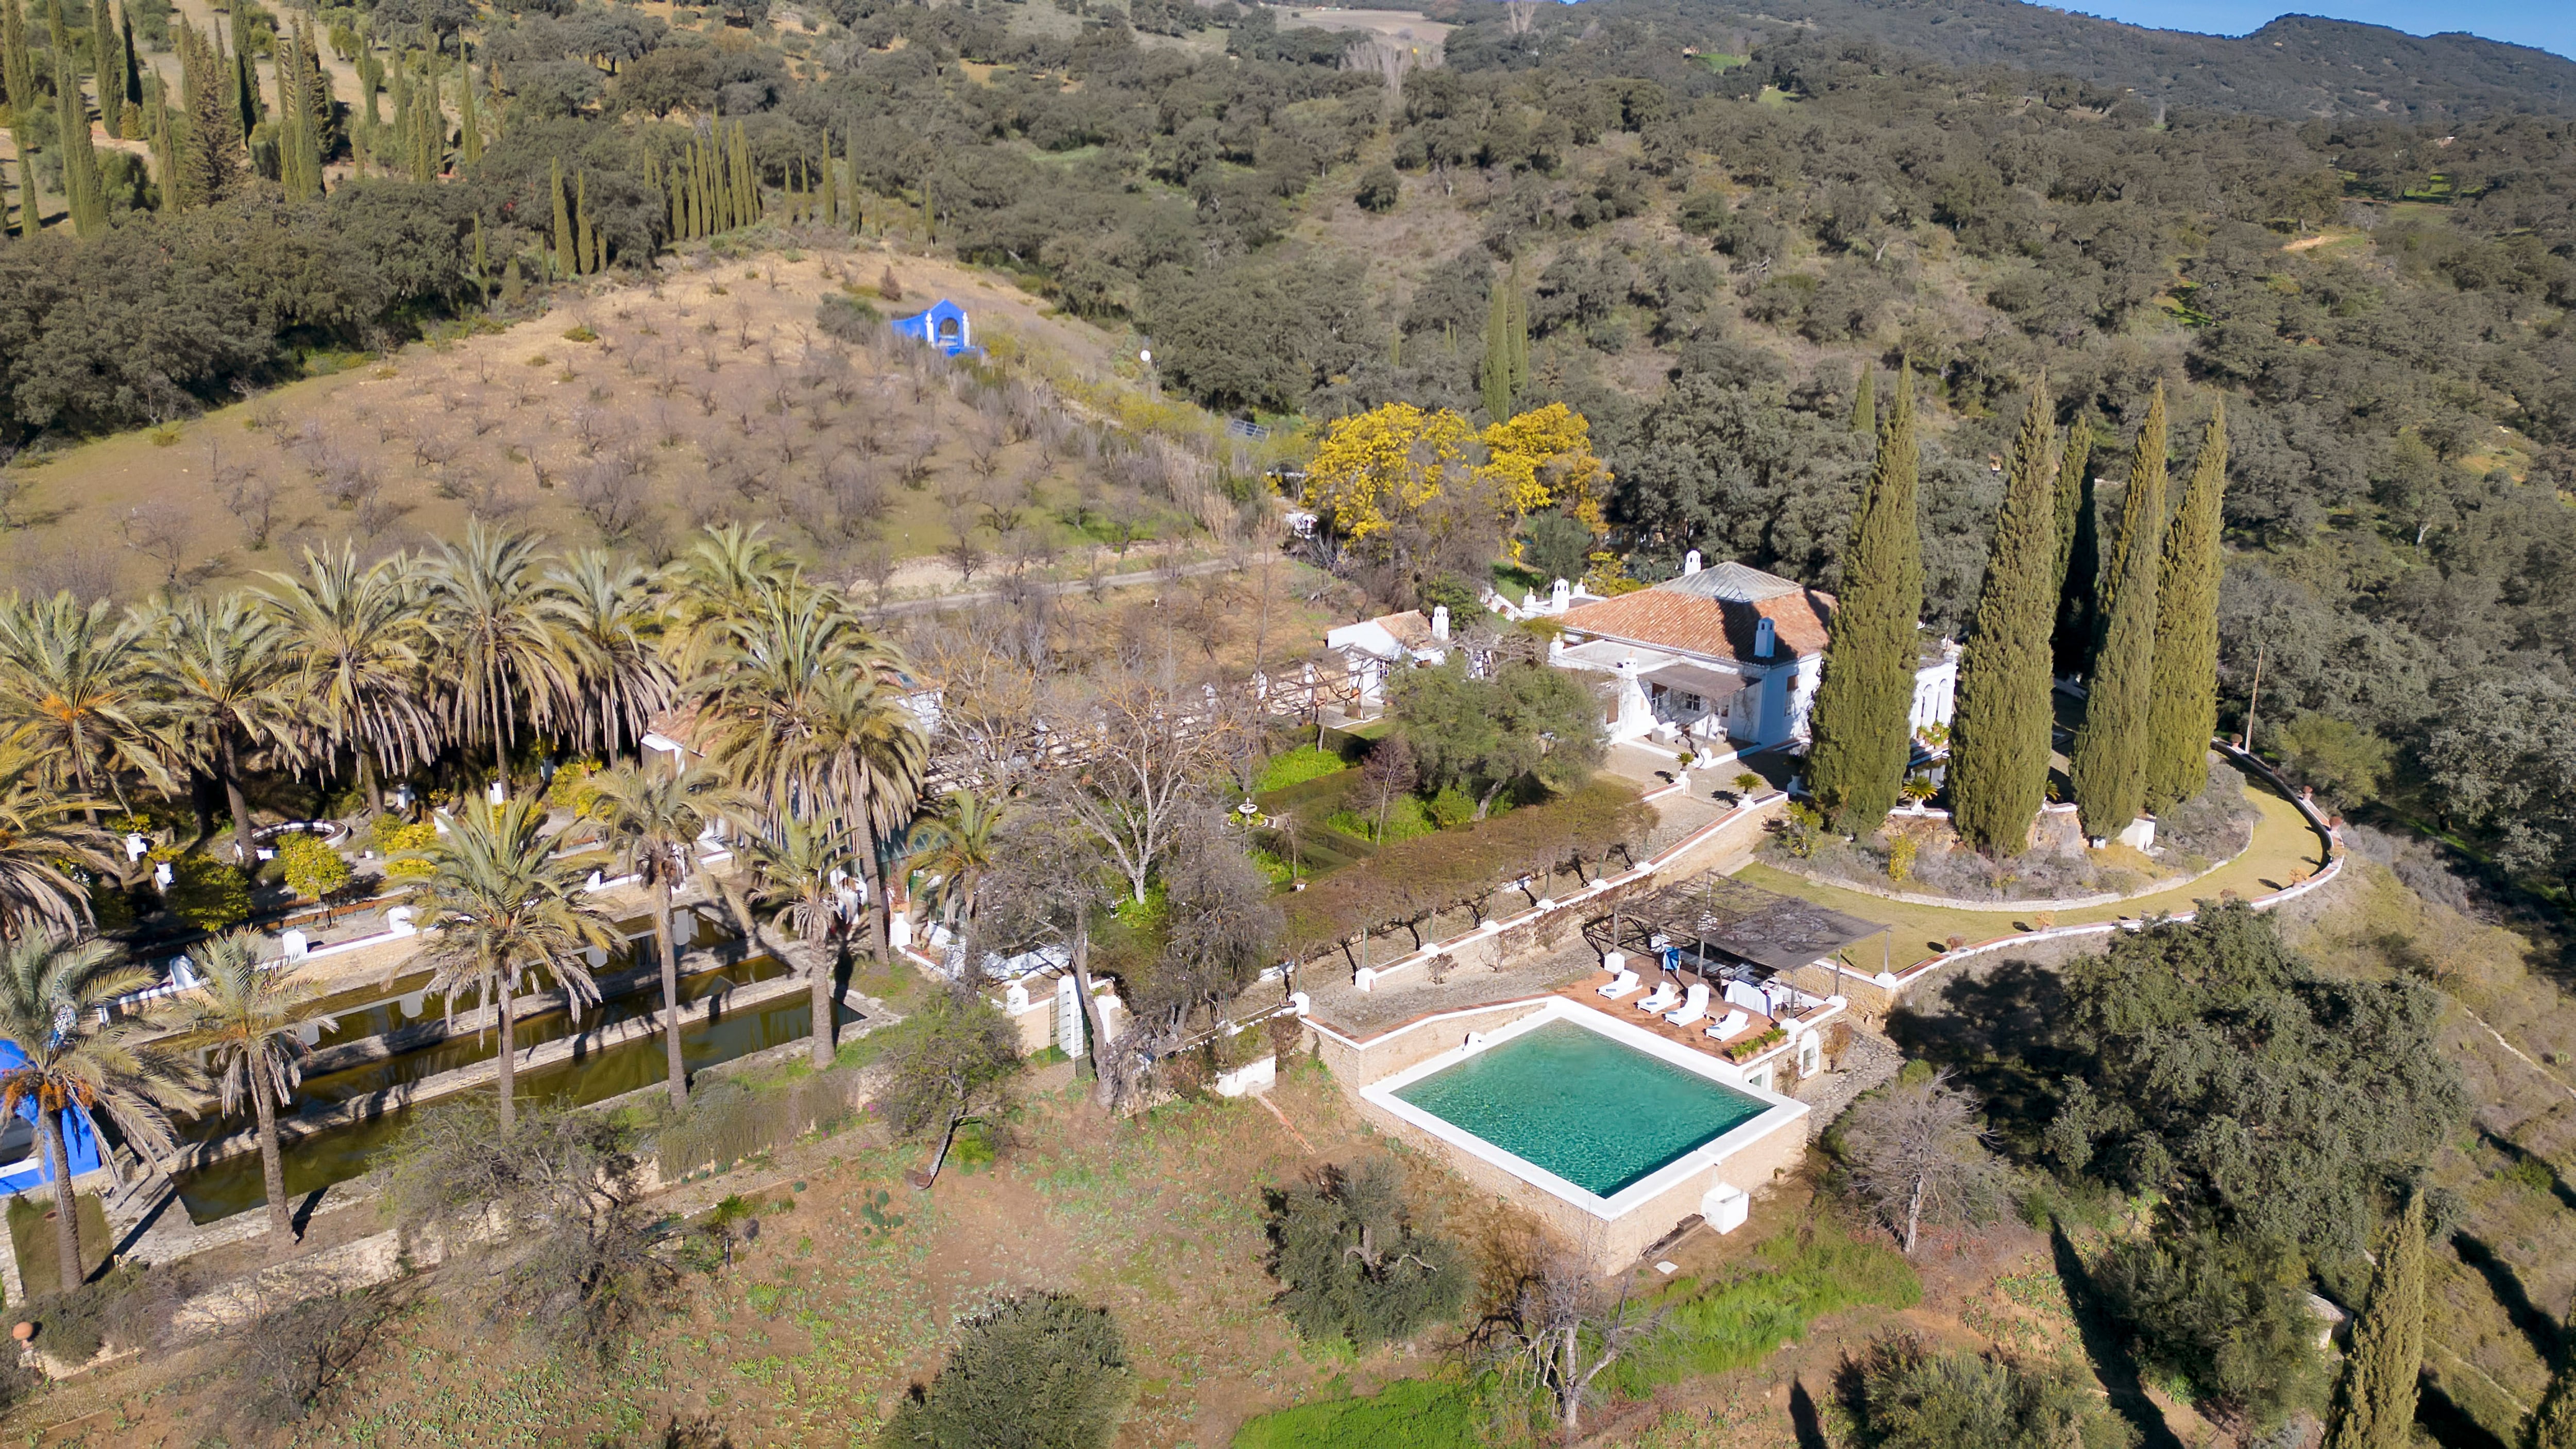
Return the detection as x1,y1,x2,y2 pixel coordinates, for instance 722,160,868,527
1281,779,1652,956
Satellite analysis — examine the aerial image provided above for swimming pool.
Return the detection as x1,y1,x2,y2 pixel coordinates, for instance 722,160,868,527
1393,1018,1769,1198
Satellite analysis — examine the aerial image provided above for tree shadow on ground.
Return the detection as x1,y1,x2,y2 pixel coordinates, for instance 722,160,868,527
2451,1231,2561,1362
1788,1376,1828,1449
2050,1222,2186,1449
1887,957,2073,1153
2416,1377,2512,1449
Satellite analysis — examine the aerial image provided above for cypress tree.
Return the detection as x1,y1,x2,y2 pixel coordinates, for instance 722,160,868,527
87,0,116,137
573,168,592,274
1850,364,1875,433
455,60,480,164
1808,362,1924,834
171,19,228,208
48,0,105,236
550,156,572,278
2070,382,2168,840
6,148,27,235
1481,271,1515,421
117,6,138,126
2,150,19,237
1948,375,2060,856
2048,416,2099,681
1505,258,1530,398
2321,1191,2426,1449
846,122,861,231
470,211,487,300
359,46,381,128
2,0,36,232
821,142,838,227
2,0,35,157
230,22,259,142
2144,401,2227,813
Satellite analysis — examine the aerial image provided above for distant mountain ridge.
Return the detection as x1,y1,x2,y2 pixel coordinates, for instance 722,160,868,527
1713,0,2576,119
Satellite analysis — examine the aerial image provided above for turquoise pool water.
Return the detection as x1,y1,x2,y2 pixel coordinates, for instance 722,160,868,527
1393,1019,1767,1198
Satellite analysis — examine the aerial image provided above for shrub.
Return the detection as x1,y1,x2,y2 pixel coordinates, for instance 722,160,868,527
370,817,438,877
818,291,883,342
1846,1332,2126,1448
1265,1161,1467,1347
1422,783,1477,830
276,832,351,905
235,1289,391,1424
2093,1227,2322,1424
885,1292,1129,1448
1354,163,1401,213
166,853,252,930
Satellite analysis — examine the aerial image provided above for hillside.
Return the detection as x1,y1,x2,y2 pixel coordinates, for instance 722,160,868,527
1684,0,2576,121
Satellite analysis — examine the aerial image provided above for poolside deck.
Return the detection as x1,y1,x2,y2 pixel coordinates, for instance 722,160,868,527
1560,968,1778,1062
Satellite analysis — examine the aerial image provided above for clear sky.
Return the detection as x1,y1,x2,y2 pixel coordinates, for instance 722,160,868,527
2058,2,2574,60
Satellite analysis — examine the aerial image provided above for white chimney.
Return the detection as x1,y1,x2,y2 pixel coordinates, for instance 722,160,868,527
1430,604,1450,641
1550,578,1571,611
1683,549,1702,576
1755,617,1776,659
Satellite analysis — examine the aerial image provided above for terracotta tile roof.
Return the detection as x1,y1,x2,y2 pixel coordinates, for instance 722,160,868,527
1556,574,1836,664
1376,610,1438,649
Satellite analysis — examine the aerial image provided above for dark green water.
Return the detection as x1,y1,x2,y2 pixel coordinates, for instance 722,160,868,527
167,910,839,1225
1394,1019,1765,1198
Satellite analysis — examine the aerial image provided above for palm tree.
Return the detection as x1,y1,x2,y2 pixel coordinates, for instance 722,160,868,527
0,591,172,820
694,588,927,965
581,763,743,1108
403,796,615,1127
547,549,675,760
259,546,436,817
143,595,306,867
659,523,804,679
0,731,113,939
736,814,860,1068
0,932,198,1292
159,931,336,1246
422,524,573,798
911,790,1004,947
800,666,929,969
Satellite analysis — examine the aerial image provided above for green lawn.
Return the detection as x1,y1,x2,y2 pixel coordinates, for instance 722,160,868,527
1745,786,2328,975
8,1190,112,1301
1231,1375,1489,1449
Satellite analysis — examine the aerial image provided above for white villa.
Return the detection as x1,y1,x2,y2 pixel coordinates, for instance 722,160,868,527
1546,554,1958,758
1323,554,1959,759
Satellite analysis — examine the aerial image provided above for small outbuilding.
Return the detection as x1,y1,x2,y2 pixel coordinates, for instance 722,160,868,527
891,298,976,356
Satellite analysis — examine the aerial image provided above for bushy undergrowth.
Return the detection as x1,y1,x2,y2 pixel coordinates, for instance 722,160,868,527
1609,1219,1921,1396
1265,1161,1468,1349
1780,763,2258,902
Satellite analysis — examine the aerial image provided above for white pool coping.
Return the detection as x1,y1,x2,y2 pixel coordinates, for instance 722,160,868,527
1360,997,1810,1221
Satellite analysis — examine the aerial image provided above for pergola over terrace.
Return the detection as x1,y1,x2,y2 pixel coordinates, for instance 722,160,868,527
1611,873,1891,992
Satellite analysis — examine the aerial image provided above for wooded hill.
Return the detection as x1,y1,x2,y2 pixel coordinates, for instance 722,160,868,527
1667,0,2576,123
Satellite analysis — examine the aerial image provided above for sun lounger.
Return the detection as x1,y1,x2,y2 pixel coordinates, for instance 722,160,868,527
1664,982,1709,1029
1596,968,1641,1001
1636,981,1680,1015
1704,1009,1752,1042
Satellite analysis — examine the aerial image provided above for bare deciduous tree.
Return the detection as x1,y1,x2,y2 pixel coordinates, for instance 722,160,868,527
1481,1234,1669,1435
1838,1068,2004,1255
122,500,196,586
1042,663,1243,905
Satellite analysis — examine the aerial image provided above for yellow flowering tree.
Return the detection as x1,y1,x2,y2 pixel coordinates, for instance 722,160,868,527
1303,402,1612,556
1302,403,1478,543
1479,402,1609,536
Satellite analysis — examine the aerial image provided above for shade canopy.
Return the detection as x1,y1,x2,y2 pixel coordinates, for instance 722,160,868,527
1626,874,1887,972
